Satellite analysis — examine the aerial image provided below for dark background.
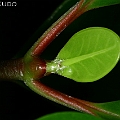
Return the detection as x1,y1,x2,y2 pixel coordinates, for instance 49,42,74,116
0,1,120,120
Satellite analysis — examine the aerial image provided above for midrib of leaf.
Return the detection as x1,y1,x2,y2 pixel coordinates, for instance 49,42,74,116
61,44,116,66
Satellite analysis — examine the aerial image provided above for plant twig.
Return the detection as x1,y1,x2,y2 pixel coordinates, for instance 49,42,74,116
25,80,120,119
25,79,96,115
25,0,93,58
0,58,24,80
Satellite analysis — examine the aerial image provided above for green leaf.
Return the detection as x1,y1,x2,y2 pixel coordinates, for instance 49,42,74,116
47,27,120,82
36,112,102,120
88,0,120,10
92,100,120,120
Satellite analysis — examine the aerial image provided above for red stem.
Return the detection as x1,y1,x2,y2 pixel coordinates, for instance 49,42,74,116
30,80,96,116
27,80,120,118
0,58,24,80
30,0,92,56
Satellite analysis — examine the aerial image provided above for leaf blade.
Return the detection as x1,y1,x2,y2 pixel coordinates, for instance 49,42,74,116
92,100,120,120
52,27,120,82
88,0,120,10
36,111,102,120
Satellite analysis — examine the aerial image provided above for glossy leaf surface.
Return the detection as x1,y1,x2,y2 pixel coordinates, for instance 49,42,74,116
47,27,120,82
93,100,120,120
36,112,102,120
88,0,120,10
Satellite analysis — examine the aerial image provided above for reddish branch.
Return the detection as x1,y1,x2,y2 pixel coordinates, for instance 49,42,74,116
29,0,93,56
31,81,120,118
31,80,96,115
0,58,24,80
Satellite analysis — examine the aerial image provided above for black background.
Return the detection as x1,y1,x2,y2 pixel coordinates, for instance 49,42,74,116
0,1,120,120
